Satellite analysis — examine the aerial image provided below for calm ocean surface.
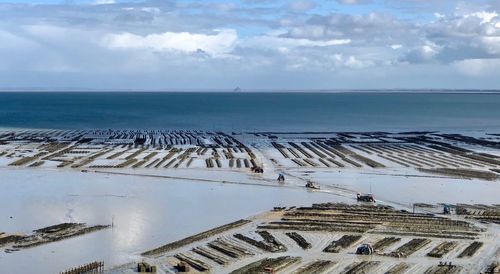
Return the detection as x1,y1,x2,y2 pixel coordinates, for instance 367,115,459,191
0,92,499,132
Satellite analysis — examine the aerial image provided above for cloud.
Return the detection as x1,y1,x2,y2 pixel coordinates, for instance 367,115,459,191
243,35,351,50
330,54,374,69
103,29,238,56
467,11,498,24
286,12,413,45
402,42,442,63
288,0,316,11
335,0,371,5
93,0,115,5
0,1,499,89
453,58,500,76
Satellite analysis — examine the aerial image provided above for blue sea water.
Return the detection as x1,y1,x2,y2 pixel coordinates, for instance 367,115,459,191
0,92,499,132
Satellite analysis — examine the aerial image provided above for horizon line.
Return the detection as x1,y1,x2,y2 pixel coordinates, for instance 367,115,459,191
1,88,500,93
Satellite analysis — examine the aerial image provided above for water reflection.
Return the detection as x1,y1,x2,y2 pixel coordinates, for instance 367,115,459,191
0,168,344,273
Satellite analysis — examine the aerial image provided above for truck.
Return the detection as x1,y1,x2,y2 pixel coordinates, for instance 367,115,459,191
305,181,320,190
357,193,375,202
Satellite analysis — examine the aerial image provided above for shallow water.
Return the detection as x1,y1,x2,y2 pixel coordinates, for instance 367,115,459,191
292,168,500,206
0,168,346,274
1,92,499,132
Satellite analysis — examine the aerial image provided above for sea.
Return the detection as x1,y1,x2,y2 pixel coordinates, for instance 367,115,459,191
1,91,499,132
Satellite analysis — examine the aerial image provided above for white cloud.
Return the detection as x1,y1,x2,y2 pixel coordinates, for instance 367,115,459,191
140,7,161,15
103,29,238,57
243,35,350,50
434,13,445,19
402,42,441,63
343,55,373,69
288,0,316,11
468,11,498,24
454,58,500,76
421,44,439,57
289,25,326,39
213,3,237,12
0,0,500,89
481,36,500,54
336,0,371,5
93,0,115,5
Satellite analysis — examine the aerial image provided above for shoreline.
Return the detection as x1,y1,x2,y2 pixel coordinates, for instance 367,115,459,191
1,89,500,94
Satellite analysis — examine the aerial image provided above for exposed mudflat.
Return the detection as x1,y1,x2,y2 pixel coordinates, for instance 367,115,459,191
0,129,499,273
108,203,500,274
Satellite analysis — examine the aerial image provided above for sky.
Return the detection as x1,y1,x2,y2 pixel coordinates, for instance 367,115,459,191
0,0,500,90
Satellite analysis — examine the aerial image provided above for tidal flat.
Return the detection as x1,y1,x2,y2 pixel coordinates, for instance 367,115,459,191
0,129,499,273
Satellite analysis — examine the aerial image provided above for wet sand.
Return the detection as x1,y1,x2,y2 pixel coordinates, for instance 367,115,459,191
0,168,345,273
0,129,499,273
